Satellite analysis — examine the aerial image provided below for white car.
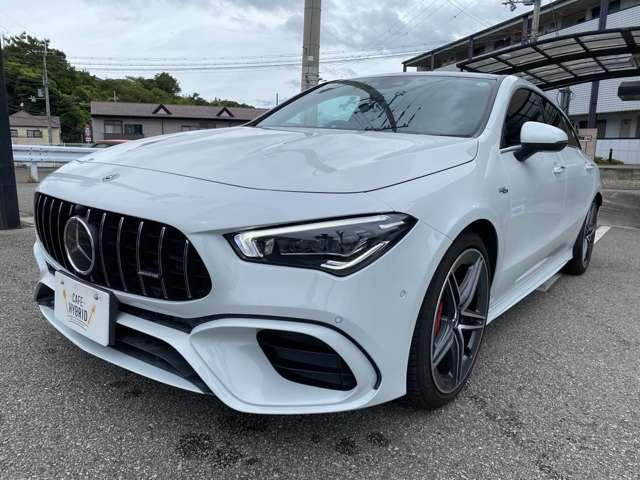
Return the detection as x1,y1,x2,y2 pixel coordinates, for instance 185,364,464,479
33,72,601,414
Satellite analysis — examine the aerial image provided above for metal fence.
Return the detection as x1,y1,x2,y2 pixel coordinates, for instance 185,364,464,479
12,144,98,181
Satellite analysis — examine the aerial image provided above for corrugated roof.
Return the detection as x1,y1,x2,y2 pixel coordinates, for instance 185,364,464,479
403,0,581,66
90,101,268,121
10,110,60,128
458,27,640,90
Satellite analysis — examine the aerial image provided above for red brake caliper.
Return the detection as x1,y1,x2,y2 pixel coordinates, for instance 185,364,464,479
434,301,444,337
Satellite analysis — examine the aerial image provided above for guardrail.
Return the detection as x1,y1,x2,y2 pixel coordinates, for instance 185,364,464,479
12,144,98,182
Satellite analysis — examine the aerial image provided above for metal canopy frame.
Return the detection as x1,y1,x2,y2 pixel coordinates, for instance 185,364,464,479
457,27,640,90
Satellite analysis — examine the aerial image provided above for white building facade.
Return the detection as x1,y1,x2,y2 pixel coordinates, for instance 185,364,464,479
403,0,640,163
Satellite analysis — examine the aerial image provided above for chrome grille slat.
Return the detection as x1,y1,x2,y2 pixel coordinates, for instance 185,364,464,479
35,193,211,301
40,196,51,254
158,226,168,299
116,216,129,293
55,200,66,268
136,221,147,296
183,240,192,300
47,198,57,263
99,212,110,287
85,209,96,283
35,194,44,245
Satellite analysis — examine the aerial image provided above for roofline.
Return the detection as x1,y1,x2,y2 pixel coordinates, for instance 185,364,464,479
91,112,255,121
403,0,581,66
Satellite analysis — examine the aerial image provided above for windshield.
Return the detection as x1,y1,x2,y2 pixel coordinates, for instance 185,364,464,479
256,75,496,137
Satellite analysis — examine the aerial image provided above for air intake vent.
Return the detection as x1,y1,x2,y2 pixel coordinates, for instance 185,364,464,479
34,193,211,301
257,329,356,391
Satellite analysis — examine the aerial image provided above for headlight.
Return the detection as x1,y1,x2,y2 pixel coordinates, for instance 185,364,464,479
226,213,416,276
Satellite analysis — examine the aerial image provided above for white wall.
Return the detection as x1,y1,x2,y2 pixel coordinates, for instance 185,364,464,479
596,138,640,163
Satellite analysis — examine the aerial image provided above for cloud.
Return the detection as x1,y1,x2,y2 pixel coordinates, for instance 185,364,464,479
2,0,523,107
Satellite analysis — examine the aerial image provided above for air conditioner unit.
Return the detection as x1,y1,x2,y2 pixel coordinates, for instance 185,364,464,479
618,80,640,101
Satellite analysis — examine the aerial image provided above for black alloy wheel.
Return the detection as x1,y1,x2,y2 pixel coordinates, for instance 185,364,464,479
407,233,491,409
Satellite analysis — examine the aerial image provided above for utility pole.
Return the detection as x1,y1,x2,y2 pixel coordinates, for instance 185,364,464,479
42,40,53,145
503,0,541,42
300,0,321,92
0,38,21,229
530,0,541,42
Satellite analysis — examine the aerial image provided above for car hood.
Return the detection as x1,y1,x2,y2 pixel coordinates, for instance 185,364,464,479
80,126,478,193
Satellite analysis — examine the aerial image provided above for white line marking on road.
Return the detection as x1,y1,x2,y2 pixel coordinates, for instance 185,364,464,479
594,225,611,244
537,225,611,293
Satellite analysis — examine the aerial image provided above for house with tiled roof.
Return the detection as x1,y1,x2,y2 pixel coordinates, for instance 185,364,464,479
90,101,268,141
10,110,61,145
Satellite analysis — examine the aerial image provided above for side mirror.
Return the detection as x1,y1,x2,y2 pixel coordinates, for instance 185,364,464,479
515,121,568,161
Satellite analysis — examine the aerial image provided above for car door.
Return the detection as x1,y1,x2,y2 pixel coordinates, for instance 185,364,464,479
541,99,595,246
558,114,597,243
499,89,567,289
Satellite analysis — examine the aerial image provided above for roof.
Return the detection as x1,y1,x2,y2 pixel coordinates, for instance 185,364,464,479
90,101,268,121
457,27,640,90
403,0,580,66
9,110,60,128
354,71,502,80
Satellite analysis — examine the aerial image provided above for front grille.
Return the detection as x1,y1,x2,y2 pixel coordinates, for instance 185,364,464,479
257,329,357,391
34,193,211,301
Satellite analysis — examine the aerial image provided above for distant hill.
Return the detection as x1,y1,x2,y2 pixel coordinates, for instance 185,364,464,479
2,33,254,143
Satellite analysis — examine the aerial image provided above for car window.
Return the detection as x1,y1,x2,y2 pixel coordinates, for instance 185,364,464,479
501,89,545,148
560,116,581,149
282,95,360,127
258,76,497,137
542,99,581,149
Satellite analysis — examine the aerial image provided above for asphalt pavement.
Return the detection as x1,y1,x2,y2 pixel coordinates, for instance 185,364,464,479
0,169,638,479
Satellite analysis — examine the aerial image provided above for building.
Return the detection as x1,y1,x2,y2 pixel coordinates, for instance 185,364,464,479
403,0,640,163
9,110,61,145
90,102,268,142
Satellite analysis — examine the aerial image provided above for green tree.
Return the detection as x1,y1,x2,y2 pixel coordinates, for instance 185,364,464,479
2,33,254,143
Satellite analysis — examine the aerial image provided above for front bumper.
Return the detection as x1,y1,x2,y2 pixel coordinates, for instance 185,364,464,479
33,164,449,413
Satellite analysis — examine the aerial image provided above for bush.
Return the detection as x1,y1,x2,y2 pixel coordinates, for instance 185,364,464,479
594,156,624,165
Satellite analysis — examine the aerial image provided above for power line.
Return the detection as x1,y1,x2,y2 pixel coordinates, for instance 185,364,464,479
70,49,428,73
443,0,493,28
66,42,438,65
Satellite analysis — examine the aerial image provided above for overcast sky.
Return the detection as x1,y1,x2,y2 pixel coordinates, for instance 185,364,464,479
1,0,535,108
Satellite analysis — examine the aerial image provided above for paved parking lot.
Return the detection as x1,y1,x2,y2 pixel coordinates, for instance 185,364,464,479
1,169,638,479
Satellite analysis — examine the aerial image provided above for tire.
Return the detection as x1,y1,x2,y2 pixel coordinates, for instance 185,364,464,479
406,232,491,409
563,201,598,276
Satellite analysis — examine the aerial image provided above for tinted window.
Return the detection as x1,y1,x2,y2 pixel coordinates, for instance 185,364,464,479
502,89,545,148
543,99,580,149
257,76,496,137
560,116,581,148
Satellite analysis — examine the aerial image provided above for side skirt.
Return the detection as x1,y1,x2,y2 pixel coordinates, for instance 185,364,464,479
487,249,573,324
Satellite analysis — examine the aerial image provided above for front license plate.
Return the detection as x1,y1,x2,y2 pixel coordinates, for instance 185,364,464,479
54,272,115,346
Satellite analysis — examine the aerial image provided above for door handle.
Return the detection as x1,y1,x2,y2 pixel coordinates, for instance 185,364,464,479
584,163,596,171
553,165,566,175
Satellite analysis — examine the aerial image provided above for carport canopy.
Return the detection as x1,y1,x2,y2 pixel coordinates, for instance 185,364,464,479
457,27,640,91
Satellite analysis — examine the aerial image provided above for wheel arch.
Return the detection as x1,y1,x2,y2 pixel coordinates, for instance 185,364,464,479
455,219,499,281
594,191,603,207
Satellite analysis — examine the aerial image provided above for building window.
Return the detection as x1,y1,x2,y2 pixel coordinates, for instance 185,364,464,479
494,37,511,50
10,129,17,137
181,125,200,131
104,120,123,134
609,0,620,14
472,45,486,56
26,129,43,138
124,124,143,135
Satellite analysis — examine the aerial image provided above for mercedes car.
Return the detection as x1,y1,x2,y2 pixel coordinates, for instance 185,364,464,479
33,72,601,414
